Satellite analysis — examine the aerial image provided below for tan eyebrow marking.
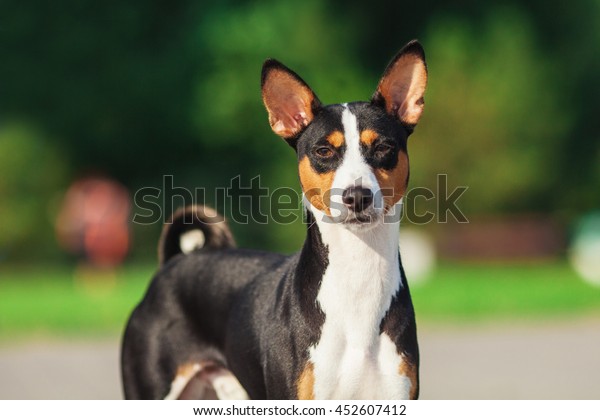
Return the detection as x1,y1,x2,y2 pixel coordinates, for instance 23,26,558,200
326,130,345,148
360,129,379,145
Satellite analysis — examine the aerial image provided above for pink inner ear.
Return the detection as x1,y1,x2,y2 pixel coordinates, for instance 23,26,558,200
263,69,315,138
397,82,426,125
378,55,427,126
270,96,310,137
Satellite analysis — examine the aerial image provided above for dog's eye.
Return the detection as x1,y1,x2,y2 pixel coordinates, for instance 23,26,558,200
374,143,393,157
314,146,335,159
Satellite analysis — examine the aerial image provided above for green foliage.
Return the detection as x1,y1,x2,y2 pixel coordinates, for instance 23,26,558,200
0,124,67,259
409,8,570,217
0,0,599,261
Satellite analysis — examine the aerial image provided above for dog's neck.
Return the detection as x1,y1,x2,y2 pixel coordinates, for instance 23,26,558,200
298,202,403,341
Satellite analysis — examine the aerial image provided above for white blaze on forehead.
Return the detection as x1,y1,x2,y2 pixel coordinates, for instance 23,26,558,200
341,104,361,153
329,105,382,217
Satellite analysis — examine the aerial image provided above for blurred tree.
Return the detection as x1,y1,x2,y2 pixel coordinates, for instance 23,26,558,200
0,124,67,260
409,8,571,217
519,0,600,219
1,0,598,262
1,0,207,182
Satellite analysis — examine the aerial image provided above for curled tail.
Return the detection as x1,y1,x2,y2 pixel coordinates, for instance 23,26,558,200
158,205,236,266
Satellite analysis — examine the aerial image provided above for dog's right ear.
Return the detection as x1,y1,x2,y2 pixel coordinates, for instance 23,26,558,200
261,59,321,145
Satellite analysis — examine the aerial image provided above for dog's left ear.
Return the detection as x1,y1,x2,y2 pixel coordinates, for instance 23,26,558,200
372,40,428,131
261,59,321,144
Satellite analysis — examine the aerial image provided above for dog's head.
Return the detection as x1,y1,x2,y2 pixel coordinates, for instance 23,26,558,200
261,41,427,229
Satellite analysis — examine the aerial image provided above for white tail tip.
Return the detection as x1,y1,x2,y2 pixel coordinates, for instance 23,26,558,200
180,229,206,254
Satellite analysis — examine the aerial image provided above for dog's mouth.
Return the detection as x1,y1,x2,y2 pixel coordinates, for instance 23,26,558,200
304,193,385,227
344,213,375,224
338,208,382,228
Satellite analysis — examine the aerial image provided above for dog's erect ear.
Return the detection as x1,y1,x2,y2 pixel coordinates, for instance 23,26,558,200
372,40,428,130
261,59,321,142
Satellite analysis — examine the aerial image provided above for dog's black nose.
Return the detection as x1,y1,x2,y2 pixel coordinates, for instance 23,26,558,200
342,187,373,212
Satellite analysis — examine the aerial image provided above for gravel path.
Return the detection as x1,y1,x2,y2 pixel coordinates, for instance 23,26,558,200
1,318,599,399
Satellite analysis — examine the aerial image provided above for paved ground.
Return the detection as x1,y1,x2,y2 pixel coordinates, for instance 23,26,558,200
1,318,599,399
418,318,600,399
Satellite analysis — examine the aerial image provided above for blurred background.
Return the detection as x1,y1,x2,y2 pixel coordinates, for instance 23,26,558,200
1,0,599,399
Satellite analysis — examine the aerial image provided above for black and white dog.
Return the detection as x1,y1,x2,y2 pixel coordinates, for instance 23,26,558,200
121,40,428,400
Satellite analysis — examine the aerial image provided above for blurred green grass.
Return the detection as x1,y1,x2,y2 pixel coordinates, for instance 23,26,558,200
412,263,600,321
1,262,599,341
0,265,155,340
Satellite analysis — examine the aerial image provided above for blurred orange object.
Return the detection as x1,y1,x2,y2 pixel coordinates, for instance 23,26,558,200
56,176,131,267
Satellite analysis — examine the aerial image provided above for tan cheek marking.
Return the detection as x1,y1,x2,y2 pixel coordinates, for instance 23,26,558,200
297,362,315,400
398,360,418,400
327,130,345,148
360,129,379,146
375,151,409,210
299,157,334,216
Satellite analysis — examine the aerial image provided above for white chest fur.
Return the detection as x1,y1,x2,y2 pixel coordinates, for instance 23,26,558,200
307,211,411,399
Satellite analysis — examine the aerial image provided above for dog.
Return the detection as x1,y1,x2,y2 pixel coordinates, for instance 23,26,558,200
121,40,428,400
